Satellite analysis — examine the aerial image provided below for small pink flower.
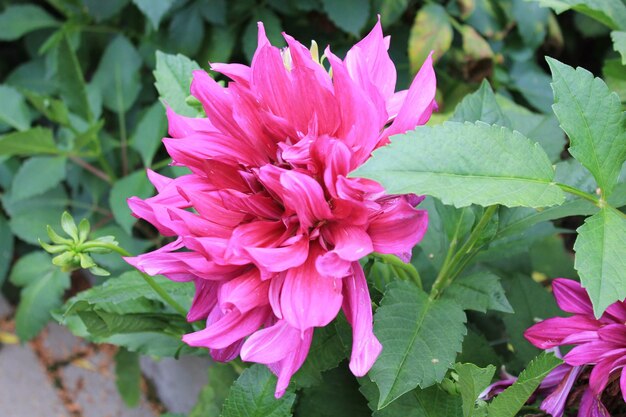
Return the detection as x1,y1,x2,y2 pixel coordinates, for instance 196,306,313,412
525,278,626,415
126,20,436,396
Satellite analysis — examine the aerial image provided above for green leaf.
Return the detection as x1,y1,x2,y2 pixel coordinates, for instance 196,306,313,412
603,59,626,102
293,324,347,388
0,127,58,156
457,329,501,369
104,332,193,357
487,352,562,417
154,51,201,117
574,207,626,317
221,364,296,417
57,35,92,121
189,363,238,417
242,9,284,62
81,0,130,21
109,170,154,234
408,4,452,72
10,156,66,202
321,0,370,36
509,61,554,113
548,57,626,197
3,186,68,244
354,121,565,208
0,213,13,286
78,310,183,337
130,103,167,167
369,281,467,408
454,363,496,417
91,35,142,113
375,0,410,26
443,271,513,313
115,348,141,407
132,0,174,29
530,0,626,30
513,0,549,48
167,2,205,57
0,85,31,131
9,251,70,340
530,235,577,280
450,80,511,127
296,366,371,417
611,31,626,64
23,91,70,126
0,5,59,41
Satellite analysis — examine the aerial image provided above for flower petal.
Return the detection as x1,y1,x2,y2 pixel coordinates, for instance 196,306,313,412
552,278,594,316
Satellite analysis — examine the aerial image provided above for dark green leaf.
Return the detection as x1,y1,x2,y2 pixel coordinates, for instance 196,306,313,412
57,35,92,121
0,127,58,156
81,0,130,21
530,0,626,30
10,156,66,202
375,0,410,26
0,213,13,286
168,3,205,57
132,0,174,29
242,9,284,62
293,324,347,388
189,363,238,417
451,80,511,127
513,0,549,48
369,281,467,408
0,5,59,41
321,0,370,36
0,85,31,131
454,363,496,417
221,364,296,417
130,102,167,167
109,170,154,234
115,348,141,407
444,271,513,313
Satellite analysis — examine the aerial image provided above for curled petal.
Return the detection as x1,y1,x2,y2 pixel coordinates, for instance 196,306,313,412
368,196,428,256
540,365,583,417
524,316,601,349
552,278,594,316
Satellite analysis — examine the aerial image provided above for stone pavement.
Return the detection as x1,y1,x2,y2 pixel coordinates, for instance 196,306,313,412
0,295,211,417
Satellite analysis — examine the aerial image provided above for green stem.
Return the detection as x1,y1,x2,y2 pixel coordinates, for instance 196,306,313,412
556,183,600,205
78,242,188,317
371,253,423,289
430,205,498,299
151,158,172,171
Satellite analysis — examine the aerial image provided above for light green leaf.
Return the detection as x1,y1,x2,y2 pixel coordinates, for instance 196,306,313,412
549,58,626,197
0,127,58,156
574,207,626,317
92,35,142,113
612,31,626,64
369,281,467,409
354,121,565,208
0,5,59,41
115,348,141,407
321,0,370,36
603,59,626,102
132,0,173,29
444,271,513,313
221,364,296,417
0,85,31,131
57,35,92,121
454,363,496,417
153,51,201,117
529,0,626,30
375,0,410,26
109,170,154,234
10,156,66,201
0,213,13,286
189,364,238,417
487,352,562,417
513,0,549,48
9,251,70,340
130,102,167,167
451,80,511,127
408,4,452,72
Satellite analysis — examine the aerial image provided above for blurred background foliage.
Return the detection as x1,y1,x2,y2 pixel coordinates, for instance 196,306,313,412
0,0,624,402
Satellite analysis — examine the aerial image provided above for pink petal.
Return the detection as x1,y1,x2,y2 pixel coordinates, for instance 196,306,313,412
240,320,301,364
246,234,309,273
279,170,332,229
552,278,594,316
324,224,373,261
564,342,619,366
368,196,428,255
540,365,583,417
219,269,269,314
589,353,626,396
315,251,352,278
210,339,245,362
343,262,382,376
524,316,602,349
166,106,215,138
272,327,313,398
578,388,610,417
210,63,251,85
188,279,219,322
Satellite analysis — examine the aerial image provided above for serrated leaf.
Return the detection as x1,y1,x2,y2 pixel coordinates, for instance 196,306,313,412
408,4,452,72
611,31,626,64
0,127,58,156
487,352,562,417
91,35,142,113
57,35,92,121
154,52,201,117
529,0,626,30
0,4,59,41
369,281,467,408
574,207,626,317
109,170,154,234
294,324,346,388
10,156,66,201
354,121,565,208
130,102,167,167
0,85,31,131
548,58,626,197
189,363,238,417
221,364,296,417
451,80,511,127
78,310,182,337
132,0,174,29
455,363,496,417
444,271,513,313
296,366,371,417
115,348,141,407
321,0,370,36
9,251,70,340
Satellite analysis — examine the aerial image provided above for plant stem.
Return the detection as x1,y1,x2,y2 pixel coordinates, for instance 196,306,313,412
115,67,129,177
556,183,600,205
69,156,111,183
371,253,423,289
78,242,188,317
430,205,498,299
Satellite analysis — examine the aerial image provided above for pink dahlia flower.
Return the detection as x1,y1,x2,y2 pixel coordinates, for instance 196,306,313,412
525,278,626,415
126,20,435,396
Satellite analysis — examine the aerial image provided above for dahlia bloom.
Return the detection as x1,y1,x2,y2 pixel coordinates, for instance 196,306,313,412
126,21,435,396
525,278,626,415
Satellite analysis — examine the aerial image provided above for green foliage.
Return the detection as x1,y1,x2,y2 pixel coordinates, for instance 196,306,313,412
369,281,467,409
0,128,58,156
221,365,296,417
408,4,453,71
321,0,370,36
10,156,66,202
154,51,202,117
109,170,154,234
443,272,513,314
354,122,565,208
189,364,238,417
486,352,562,417
0,4,58,41
454,363,496,417
0,85,32,131
114,348,141,407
